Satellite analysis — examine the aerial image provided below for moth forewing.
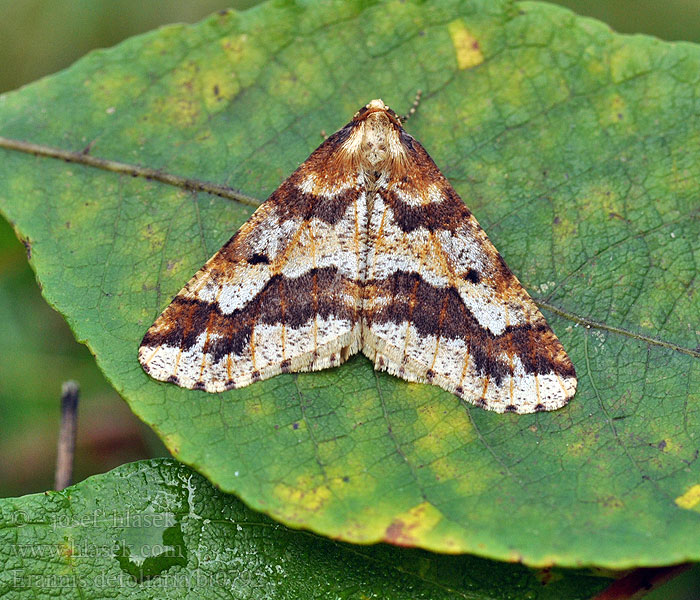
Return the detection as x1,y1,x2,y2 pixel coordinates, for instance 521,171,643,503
139,99,576,413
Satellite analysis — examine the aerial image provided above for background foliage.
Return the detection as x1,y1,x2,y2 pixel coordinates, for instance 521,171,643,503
0,458,611,599
1,0,697,501
1,0,699,597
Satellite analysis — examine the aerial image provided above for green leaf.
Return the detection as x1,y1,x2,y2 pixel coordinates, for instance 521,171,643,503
0,458,610,599
0,215,155,497
0,0,698,567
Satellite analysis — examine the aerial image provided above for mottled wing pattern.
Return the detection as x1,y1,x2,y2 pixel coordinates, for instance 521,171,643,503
139,98,577,413
362,134,577,413
139,129,367,391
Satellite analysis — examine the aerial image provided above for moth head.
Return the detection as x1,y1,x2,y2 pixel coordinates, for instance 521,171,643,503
353,99,402,124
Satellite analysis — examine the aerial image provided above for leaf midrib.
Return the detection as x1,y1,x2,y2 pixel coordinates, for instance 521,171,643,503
1,134,697,361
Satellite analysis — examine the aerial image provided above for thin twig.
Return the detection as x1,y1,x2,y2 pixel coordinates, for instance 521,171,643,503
54,381,79,491
536,299,700,359
0,136,261,208
592,564,692,600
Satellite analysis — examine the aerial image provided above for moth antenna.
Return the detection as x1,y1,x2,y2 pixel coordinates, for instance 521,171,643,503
400,89,423,124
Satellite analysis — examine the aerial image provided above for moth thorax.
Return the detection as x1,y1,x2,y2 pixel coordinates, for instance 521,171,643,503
357,112,405,182
359,112,394,163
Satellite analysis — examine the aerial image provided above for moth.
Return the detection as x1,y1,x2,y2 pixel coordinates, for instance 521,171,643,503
139,99,577,413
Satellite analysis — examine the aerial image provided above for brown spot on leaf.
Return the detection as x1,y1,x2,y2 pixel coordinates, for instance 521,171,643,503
384,518,418,546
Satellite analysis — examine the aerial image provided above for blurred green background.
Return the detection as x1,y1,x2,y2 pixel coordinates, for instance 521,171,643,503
1,1,699,596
